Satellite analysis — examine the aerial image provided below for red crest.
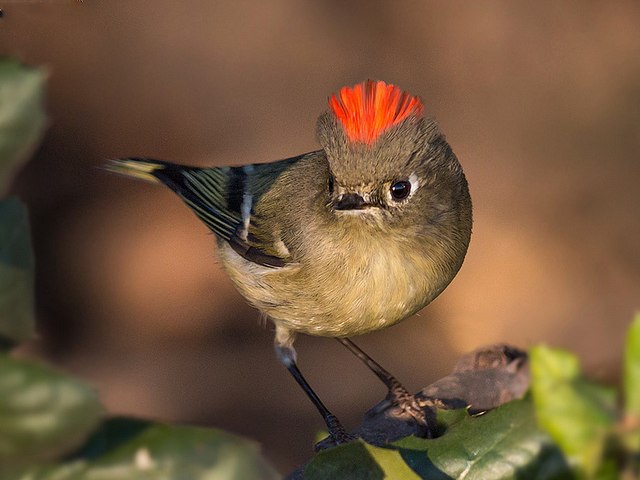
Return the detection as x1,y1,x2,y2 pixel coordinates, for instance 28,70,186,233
329,80,424,144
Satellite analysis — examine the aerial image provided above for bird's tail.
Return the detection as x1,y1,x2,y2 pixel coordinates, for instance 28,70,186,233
103,157,169,183
104,157,240,240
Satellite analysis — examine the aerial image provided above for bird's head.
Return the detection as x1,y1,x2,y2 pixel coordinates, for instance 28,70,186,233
316,80,470,239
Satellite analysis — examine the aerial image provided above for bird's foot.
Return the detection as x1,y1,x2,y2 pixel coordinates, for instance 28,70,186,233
390,382,434,438
369,380,434,438
314,414,358,451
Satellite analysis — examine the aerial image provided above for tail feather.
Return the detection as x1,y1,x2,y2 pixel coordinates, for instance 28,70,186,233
105,157,241,240
103,157,168,183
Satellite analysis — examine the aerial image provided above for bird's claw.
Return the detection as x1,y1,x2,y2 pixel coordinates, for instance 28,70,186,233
387,382,433,438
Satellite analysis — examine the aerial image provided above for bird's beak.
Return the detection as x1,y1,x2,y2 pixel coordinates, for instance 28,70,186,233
333,192,374,211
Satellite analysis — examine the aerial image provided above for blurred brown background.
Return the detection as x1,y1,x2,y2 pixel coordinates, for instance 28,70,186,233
1,0,639,472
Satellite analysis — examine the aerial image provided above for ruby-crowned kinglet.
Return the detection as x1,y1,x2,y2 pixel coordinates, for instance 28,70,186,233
106,80,472,447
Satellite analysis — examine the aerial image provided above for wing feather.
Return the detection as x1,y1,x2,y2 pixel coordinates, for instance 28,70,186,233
105,157,292,267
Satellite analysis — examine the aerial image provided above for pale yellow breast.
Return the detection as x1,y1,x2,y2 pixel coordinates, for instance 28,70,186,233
218,225,452,338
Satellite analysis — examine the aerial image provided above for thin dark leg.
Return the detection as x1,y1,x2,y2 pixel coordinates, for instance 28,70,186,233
336,337,432,437
336,337,399,390
276,344,355,449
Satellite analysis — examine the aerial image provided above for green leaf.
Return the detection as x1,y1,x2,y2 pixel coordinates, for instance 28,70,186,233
8,419,279,480
622,314,640,455
0,356,103,467
0,59,47,193
397,400,569,480
68,417,152,461
304,441,387,480
0,198,35,346
305,440,421,480
624,313,640,419
530,345,617,476
306,400,570,480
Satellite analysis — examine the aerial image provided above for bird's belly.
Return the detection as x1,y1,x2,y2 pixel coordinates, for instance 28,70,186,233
218,239,445,338
282,271,425,337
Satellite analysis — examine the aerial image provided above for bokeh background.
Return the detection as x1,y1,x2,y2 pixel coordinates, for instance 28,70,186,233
2,1,639,472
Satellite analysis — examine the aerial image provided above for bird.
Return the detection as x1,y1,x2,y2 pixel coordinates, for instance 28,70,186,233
106,79,472,448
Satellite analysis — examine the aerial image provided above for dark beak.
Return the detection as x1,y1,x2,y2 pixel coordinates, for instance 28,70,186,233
333,193,370,210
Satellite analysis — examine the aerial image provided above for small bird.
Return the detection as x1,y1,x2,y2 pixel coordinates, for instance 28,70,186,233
106,80,472,447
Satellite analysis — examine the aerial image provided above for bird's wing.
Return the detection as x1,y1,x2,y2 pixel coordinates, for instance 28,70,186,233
105,156,306,268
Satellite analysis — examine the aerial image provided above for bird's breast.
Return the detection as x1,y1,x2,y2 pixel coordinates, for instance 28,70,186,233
218,228,453,338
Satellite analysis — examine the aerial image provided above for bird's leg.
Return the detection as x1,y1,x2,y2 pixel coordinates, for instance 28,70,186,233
274,327,356,450
336,337,433,438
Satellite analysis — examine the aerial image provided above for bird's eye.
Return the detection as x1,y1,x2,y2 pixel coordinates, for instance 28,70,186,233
390,180,411,201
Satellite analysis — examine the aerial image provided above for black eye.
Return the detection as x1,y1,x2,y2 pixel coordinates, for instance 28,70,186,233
390,180,411,201
328,175,335,194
